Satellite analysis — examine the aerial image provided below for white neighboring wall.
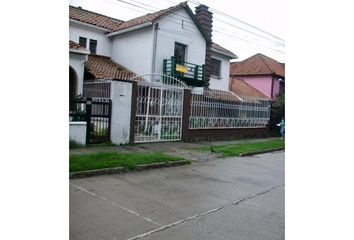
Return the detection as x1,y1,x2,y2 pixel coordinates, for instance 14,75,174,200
69,22,112,57
209,52,231,91
69,52,87,95
111,27,153,78
155,9,206,76
69,122,87,145
110,81,133,145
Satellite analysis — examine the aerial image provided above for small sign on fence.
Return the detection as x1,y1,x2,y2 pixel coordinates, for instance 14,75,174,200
175,64,188,73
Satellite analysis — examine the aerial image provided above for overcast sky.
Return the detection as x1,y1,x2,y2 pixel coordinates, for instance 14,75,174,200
69,0,285,62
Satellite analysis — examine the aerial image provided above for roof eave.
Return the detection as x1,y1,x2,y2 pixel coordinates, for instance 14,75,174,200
106,22,153,37
70,19,111,32
211,48,238,59
69,48,90,55
230,73,277,77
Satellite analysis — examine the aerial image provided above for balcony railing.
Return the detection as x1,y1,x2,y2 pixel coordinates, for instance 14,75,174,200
163,57,205,87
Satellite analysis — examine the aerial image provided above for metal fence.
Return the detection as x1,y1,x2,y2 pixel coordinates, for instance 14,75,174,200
135,82,184,142
69,97,112,144
83,80,111,98
189,88,271,129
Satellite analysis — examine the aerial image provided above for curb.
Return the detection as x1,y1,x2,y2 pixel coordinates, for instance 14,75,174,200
238,148,285,157
70,160,191,179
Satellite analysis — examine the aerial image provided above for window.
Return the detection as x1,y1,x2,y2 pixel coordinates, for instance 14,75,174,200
79,37,87,48
89,39,97,54
174,42,186,64
211,58,221,77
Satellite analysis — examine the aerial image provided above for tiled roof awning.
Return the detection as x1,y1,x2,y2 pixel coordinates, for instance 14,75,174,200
69,40,85,50
69,40,89,54
85,55,138,80
231,78,271,100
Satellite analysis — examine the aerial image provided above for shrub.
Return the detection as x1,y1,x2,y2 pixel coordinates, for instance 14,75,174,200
69,139,84,149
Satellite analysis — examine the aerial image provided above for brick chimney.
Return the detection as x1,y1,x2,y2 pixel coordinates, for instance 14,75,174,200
195,4,213,88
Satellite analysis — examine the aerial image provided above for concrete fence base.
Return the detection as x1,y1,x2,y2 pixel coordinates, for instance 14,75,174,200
69,121,87,145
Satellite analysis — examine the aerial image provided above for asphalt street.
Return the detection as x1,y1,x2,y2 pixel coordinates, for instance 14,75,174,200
70,151,284,240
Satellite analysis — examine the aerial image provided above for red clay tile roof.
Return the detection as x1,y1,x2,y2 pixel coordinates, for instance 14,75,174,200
230,53,285,77
69,3,187,33
85,55,138,80
111,2,188,32
231,78,271,100
69,40,86,50
211,42,237,58
70,2,209,41
69,6,123,31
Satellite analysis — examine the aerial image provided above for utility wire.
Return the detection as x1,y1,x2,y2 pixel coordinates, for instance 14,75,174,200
117,0,285,46
187,0,284,42
115,0,156,12
111,0,284,54
130,0,284,46
214,16,285,46
213,29,285,54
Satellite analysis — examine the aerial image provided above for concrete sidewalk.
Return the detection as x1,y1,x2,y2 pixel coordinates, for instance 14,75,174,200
70,151,285,240
70,137,279,161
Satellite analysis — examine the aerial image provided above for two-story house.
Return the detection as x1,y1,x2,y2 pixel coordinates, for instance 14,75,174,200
69,1,237,100
229,53,285,100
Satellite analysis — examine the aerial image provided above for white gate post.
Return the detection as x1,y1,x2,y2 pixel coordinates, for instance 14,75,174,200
110,81,133,145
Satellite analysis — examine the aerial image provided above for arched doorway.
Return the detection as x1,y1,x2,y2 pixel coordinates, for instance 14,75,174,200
69,66,78,102
83,67,96,81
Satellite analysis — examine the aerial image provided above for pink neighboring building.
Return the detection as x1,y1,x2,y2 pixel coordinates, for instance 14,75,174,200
230,53,285,100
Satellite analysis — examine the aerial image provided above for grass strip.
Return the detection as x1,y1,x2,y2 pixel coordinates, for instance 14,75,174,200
70,151,184,172
201,139,285,157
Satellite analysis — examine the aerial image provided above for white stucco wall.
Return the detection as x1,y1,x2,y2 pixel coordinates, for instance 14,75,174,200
111,27,153,78
69,122,87,145
110,81,133,145
69,22,112,57
209,52,231,90
69,52,87,95
155,9,206,77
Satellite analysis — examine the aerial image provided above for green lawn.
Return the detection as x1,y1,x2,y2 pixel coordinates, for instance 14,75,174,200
69,151,185,172
202,139,285,157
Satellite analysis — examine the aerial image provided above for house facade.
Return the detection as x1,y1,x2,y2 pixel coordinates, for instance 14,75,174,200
69,2,237,97
69,2,276,146
230,53,285,99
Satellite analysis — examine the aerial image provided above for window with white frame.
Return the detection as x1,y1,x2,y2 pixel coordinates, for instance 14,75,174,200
211,58,221,78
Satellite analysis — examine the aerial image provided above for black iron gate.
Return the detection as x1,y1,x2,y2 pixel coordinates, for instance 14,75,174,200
70,97,112,144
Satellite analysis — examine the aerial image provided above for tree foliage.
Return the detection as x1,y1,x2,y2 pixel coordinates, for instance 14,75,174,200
275,93,285,107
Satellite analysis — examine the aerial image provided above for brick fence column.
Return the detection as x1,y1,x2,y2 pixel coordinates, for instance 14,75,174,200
182,88,191,141
129,81,138,144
